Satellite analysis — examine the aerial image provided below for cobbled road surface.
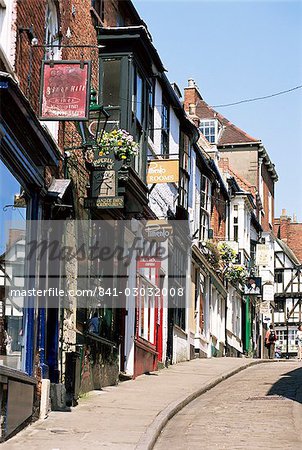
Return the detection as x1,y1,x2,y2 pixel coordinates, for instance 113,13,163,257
155,361,302,450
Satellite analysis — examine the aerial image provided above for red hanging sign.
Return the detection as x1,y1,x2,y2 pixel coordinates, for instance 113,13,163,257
39,60,91,120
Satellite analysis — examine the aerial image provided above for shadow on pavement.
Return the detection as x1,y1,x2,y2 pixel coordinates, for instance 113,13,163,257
267,366,302,404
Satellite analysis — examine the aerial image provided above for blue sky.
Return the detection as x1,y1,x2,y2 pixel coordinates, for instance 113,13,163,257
134,0,302,221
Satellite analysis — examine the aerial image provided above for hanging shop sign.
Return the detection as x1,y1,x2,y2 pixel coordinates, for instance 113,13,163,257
146,159,179,184
256,244,270,267
137,257,161,270
142,220,173,242
262,283,274,302
84,149,124,209
244,276,262,296
39,60,91,120
260,301,271,315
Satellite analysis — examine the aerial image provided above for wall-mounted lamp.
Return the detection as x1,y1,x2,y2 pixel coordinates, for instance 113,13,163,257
18,25,38,46
76,88,109,148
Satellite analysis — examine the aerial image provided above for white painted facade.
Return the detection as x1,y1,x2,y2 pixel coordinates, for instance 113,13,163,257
273,238,302,355
147,79,192,364
226,285,243,354
188,143,228,358
0,0,17,74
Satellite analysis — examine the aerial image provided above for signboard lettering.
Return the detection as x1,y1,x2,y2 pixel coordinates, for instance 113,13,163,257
84,197,124,209
256,244,270,267
147,160,179,184
39,61,91,120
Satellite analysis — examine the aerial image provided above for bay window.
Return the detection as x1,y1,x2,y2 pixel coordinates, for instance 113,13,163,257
99,53,150,179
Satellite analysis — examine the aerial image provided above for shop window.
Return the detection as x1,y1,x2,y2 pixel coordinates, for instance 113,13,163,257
137,278,155,344
170,245,186,331
77,221,118,344
0,160,27,371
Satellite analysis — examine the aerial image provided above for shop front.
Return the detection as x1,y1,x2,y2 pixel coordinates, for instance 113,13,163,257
0,73,60,439
134,257,162,377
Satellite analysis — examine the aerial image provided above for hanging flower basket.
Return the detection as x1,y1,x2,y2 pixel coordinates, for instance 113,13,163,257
97,129,139,161
225,264,248,286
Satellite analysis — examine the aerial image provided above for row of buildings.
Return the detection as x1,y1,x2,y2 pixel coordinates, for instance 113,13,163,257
0,0,301,440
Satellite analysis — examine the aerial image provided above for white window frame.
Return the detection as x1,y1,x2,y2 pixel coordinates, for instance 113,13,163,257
200,175,211,214
199,119,219,144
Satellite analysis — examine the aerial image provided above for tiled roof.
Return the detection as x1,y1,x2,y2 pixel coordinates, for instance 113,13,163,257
196,100,260,146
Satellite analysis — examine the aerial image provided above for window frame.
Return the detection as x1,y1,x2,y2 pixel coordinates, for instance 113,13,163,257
148,80,155,141
161,98,169,156
44,0,60,60
199,119,218,144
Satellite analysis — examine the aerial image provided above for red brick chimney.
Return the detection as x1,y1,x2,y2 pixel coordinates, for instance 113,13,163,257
184,78,203,115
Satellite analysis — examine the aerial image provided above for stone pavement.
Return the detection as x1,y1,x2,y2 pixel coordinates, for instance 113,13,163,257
155,361,302,450
2,358,271,450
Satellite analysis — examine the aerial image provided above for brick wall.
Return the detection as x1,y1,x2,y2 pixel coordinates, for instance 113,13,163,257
274,213,302,263
15,0,46,113
261,163,274,232
211,187,226,241
287,223,302,263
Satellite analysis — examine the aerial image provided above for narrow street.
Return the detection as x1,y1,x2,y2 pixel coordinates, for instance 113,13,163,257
155,362,302,450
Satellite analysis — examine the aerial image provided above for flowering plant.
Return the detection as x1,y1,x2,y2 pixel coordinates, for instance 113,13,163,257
97,129,139,160
217,242,237,264
224,264,248,285
217,242,248,286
